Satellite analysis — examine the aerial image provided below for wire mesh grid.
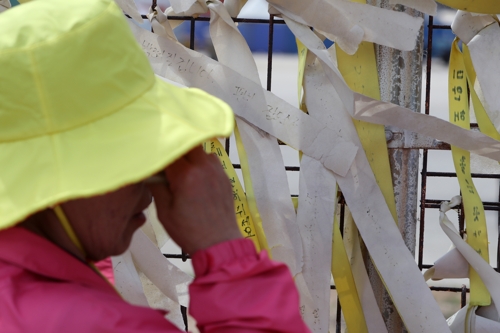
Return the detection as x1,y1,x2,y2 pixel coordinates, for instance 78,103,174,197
418,14,500,319
151,7,500,332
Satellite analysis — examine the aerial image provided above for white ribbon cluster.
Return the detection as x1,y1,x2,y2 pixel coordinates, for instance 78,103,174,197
422,11,500,332
423,10,500,284
268,0,424,55
439,197,500,333
115,0,143,22
113,0,500,332
112,208,192,330
453,12,500,134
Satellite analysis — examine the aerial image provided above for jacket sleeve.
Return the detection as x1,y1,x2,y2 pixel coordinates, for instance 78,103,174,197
189,238,311,333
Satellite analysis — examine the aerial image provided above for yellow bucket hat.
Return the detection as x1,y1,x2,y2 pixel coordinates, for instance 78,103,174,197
0,0,234,229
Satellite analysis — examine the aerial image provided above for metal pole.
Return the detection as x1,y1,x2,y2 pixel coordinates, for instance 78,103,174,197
365,1,425,332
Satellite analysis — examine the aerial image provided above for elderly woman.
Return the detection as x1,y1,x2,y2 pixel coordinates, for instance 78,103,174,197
0,0,310,332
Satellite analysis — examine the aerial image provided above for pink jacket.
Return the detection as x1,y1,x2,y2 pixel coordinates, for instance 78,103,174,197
0,227,310,333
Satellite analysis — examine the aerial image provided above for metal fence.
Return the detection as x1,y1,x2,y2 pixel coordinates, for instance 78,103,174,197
154,6,500,332
419,12,500,316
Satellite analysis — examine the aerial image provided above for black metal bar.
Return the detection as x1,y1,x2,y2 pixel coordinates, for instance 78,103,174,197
458,192,466,238
135,14,288,24
331,283,474,293
425,16,434,110
167,16,287,24
498,182,500,271
431,286,470,293
225,137,230,156
424,199,500,206
163,253,191,260
431,25,452,29
461,285,467,308
419,15,434,270
190,17,196,50
232,164,300,172
180,305,188,331
339,201,345,237
418,155,428,270
149,1,157,34
336,298,342,333
423,201,500,211
267,14,275,91
426,172,500,179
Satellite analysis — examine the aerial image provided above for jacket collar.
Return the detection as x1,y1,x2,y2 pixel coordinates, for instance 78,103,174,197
0,227,114,294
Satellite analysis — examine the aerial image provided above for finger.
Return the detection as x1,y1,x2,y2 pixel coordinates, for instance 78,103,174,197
147,183,173,213
147,182,172,200
183,145,210,164
164,154,191,185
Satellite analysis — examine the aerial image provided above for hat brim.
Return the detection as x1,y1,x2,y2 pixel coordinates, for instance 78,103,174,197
0,77,234,229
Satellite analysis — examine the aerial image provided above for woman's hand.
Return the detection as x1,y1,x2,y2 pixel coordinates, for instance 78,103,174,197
147,146,242,254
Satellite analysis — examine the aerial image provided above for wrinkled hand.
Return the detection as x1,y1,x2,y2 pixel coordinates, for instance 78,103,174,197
148,146,242,254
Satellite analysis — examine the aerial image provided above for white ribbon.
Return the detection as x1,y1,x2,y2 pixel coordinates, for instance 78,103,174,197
170,0,248,18
451,11,496,44
144,204,170,249
112,250,150,307
425,247,469,281
344,212,387,333
0,0,10,13
267,0,423,54
114,0,143,23
291,48,357,332
440,197,500,332
113,226,192,331
447,305,500,333
300,50,450,332
170,0,208,16
283,16,500,162
465,22,500,134
148,5,177,41
127,22,359,176
207,1,304,276
295,154,337,331
300,49,386,332
129,230,191,307
224,0,247,18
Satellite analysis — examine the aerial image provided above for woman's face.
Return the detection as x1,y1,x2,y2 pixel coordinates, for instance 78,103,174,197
62,182,153,261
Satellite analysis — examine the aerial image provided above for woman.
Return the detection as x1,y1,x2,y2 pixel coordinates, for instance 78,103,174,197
0,0,310,332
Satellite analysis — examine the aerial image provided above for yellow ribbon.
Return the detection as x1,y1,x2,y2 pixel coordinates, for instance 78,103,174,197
53,205,86,256
232,127,270,254
297,38,308,104
203,137,267,252
436,0,500,14
333,1,400,328
336,40,397,223
449,38,490,307
331,210,368,333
